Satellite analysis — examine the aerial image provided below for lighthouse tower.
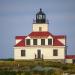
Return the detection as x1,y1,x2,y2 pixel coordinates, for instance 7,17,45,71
33,9,48,32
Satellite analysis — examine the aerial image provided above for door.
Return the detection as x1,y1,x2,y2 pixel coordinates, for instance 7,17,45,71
37,50,41,59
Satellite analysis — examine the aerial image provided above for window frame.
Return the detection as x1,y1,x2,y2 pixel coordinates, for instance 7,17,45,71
21,50,26,57
41,39,45,45
33,39,37,45
42,15,45,19
26,39,30,45
38,15,42,19
53,49,58,56
48,39,52,45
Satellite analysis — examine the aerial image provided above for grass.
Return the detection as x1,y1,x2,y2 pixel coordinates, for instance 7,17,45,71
0,60,75,75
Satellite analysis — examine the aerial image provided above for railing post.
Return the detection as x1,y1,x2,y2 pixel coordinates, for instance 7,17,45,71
42,54,43,60
35,54,36,59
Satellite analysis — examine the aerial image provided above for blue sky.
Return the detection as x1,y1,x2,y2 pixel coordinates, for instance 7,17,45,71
0,0,75,58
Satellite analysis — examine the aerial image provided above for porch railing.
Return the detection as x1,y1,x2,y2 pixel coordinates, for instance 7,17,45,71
35,54,43,60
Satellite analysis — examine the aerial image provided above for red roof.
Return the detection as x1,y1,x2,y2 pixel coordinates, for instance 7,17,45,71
65,55,75,59
15,32,65,47
28,32,53,38
15,36,26,47
15,39,25,47
53,38,64,46
54,35,66,39
16,36,26,39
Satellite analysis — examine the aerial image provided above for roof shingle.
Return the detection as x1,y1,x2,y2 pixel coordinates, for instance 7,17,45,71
28,32,53,37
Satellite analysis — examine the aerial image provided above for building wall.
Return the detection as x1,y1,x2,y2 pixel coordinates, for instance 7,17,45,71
14,46,65,60
32,24,48,32
65,59,73,63
16,39,21,44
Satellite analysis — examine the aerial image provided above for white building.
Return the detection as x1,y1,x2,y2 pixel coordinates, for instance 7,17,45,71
14,9,66,62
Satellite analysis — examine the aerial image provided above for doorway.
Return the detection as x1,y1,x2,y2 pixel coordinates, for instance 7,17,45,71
37,50,41,59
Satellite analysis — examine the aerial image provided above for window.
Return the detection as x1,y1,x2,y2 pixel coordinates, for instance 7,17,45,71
21,50,26,56
48,39,52,45
26,39,30,45
33,39,37,45
42,15,45,19
53,49,58,56
41,39,45,45
37,15,39,19
39,27,42,31
39,15,42,19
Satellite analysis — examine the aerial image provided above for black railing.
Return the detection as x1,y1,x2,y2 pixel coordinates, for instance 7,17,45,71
35,54,43,60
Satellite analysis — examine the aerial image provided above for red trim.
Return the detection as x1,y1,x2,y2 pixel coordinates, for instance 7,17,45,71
54,35,66,39
65,55,75,59
16,36,26,39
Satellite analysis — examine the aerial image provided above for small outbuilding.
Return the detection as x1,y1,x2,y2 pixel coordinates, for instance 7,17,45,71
65,55,75,64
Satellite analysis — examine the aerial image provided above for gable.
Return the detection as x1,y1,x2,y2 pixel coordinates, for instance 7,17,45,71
15,39,25,47
54,35,66,45
15,36,26,47
25,36,31,39
53,38,64,46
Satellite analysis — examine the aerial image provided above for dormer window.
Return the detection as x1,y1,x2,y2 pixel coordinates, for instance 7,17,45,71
26,39,30,45
33,39,37,45
41,39,45,45
48,39,52,45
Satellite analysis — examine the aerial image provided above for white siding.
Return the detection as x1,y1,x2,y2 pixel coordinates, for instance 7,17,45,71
14,46,65,60
45,39,48,45
14,47,35,60
65,59,73,63
31,39,33,45
16,39,21,44
37,39,41,45
33,24,48,32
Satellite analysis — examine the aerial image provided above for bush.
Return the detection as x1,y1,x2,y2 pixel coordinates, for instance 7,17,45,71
0,71,16,75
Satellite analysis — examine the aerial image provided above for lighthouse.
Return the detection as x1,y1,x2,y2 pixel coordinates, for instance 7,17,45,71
14,9,66,63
